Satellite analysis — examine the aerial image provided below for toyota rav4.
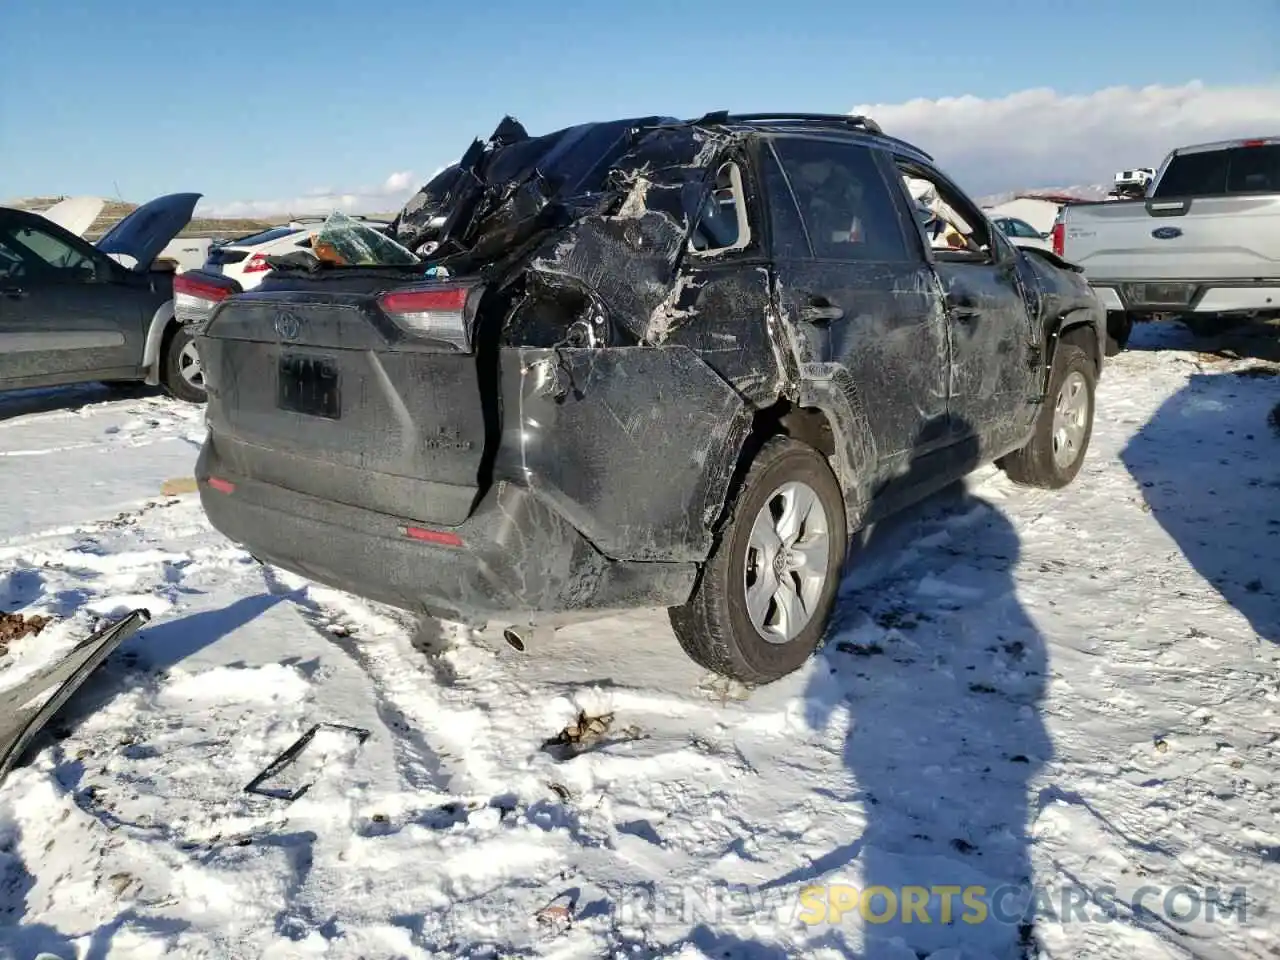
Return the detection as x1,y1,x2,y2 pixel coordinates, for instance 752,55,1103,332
183,112,1105,684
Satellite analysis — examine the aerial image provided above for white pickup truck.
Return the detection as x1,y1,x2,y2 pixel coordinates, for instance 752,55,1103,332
1056,136,1280,352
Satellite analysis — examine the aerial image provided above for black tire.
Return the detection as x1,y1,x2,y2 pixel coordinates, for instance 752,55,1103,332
1104,311,1133,357
161,323,207,404
668,436,847,685
999,344,1095,489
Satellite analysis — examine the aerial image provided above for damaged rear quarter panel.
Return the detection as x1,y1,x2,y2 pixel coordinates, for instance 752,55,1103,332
501,345,750,563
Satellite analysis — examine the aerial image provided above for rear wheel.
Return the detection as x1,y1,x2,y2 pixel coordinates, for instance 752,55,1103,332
999,344,1095,489
162,323,207,403
669,436,847,685
1105,311,1133,356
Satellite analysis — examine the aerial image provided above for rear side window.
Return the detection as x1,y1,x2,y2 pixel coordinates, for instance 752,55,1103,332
1227,145,1280,193
1153,145,1280,197
771,138,911,262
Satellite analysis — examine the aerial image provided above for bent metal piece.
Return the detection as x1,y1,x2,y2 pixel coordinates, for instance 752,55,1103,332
244,722,372,802
0,608,151,785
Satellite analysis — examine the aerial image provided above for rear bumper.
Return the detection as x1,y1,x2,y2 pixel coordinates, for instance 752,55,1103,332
195,442,699,624
1091,280,1280,315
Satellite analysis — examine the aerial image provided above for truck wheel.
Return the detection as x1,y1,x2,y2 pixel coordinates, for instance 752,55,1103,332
998,344,1095,489
162,323,207,404
669,436,847,685
1105,311,1133,356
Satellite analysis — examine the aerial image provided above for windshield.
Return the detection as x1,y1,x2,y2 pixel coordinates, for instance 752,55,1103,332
1152,144,1280,197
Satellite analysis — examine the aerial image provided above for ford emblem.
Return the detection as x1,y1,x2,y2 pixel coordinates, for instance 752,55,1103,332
1151,226,1183,240
274,311,302,340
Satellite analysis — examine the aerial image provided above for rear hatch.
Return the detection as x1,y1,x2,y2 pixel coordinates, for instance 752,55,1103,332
200,115,678,526
200,271,492,526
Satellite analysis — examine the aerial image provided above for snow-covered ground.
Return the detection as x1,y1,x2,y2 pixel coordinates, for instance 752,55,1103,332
0,324,1277,960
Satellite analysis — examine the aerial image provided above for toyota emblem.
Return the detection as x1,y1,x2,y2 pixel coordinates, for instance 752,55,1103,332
274,311,302,340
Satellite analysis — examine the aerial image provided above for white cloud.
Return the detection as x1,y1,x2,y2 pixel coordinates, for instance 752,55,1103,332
382,170,415,192
198,170,423,219
196,85,1279,220
853,81,1280,196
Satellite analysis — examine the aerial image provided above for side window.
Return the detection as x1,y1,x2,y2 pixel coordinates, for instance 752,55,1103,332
772,138,911,262
689,161,752,255
2,223,97,280
1015,219,1043,239
895,160,995,262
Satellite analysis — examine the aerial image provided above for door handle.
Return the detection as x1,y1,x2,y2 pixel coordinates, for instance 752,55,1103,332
1,287,28,300
800,303,844,325
950,301,980,322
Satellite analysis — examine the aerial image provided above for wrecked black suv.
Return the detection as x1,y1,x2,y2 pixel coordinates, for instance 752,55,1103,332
187,112,1105,684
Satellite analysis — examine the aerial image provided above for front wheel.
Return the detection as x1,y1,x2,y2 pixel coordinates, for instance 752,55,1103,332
669,436,847,685
998,343,1095,489
162,323,207,404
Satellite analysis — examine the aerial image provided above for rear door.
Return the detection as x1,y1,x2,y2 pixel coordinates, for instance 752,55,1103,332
764,135,949,488
199,276,492,527
0,214,147,387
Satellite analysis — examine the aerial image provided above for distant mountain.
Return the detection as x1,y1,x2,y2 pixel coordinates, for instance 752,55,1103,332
4,195,274,239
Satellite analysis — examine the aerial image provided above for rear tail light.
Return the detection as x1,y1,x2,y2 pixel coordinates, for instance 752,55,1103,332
1241,139,1269,148
207,476,235,494
173,271,240,325
378,285,473,351
242,253,272,274
1051,220,1065,257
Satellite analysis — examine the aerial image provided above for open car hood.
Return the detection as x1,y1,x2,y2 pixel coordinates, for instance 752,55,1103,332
97,192,202,271
40,196,106,238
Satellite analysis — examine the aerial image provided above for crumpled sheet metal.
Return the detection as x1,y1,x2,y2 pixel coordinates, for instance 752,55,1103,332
514,126,731,345
511,344,750,562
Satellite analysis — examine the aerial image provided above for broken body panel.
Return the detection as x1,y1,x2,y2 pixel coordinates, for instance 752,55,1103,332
194,115,1103,629
0,610,151,785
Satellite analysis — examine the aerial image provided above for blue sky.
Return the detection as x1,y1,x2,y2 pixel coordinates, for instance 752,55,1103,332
1,0,1275,209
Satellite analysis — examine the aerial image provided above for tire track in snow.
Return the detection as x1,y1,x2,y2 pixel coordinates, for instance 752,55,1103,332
259,565,499,799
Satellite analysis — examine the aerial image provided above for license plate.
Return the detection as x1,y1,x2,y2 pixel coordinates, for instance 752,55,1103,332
1130,282,1194,306
278,354,341,419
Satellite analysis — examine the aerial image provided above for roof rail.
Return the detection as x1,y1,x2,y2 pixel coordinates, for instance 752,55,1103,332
637,111,933,161
691,111,884,136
